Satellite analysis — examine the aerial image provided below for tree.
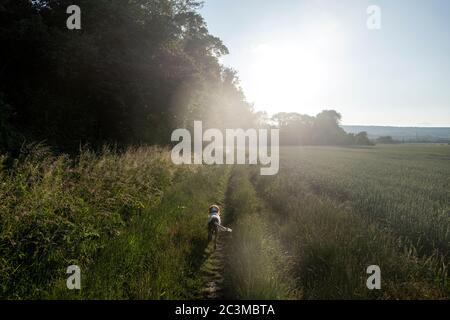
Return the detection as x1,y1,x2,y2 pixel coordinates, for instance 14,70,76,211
355,132,372,145
0,0,256,153
272,110,373,146
376,136,396,144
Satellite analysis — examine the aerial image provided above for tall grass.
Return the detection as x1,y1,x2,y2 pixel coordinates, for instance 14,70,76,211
71,164,230,300
222,167,297,299
252,145,449,299
2,143,448,299
282,145,450,258
0,144,229,299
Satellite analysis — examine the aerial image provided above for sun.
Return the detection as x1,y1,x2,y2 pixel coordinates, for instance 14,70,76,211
244,23,346,116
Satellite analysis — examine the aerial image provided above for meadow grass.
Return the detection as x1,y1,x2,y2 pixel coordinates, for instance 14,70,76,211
222,167,298,300
1,143,448,299
278,144,450,257
0,144,229,299
252,144,449,299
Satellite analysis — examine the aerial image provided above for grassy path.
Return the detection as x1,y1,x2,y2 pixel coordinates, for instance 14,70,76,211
198,167,232,299
218,167,298,300
200,231,231,299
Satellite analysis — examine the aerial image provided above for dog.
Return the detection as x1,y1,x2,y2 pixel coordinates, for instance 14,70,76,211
208,205,222,249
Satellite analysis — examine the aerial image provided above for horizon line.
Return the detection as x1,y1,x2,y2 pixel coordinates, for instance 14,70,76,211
341,124,450,128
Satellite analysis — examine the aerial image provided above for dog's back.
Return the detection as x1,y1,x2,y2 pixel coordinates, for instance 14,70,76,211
208,205,221,247
208,214,221,231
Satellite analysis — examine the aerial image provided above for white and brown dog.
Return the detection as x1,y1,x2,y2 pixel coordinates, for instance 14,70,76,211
208,205,221,249
207,204,232,249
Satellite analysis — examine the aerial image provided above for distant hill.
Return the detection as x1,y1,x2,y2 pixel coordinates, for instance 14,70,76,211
342,126,450,142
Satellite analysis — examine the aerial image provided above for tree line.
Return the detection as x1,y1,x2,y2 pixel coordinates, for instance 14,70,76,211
271,111,372,146
0,0,371,155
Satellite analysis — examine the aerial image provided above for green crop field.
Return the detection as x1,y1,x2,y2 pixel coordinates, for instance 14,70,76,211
1,144,449,299
236,144,450,299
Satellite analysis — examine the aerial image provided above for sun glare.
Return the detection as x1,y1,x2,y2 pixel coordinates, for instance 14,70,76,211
245,23,346,116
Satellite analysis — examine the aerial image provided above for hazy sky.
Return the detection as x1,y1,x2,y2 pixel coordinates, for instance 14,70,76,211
201,0,450,126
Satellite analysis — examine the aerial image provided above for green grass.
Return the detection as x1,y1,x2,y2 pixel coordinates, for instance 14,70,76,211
277,144,450,256
222,167,298,299
252,144,450,299
1,143,448,299
0,144,229,299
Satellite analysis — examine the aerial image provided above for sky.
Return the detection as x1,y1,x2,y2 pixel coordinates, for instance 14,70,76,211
200,0,450,127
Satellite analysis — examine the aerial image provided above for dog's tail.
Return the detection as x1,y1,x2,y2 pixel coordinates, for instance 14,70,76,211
215,222,232,233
